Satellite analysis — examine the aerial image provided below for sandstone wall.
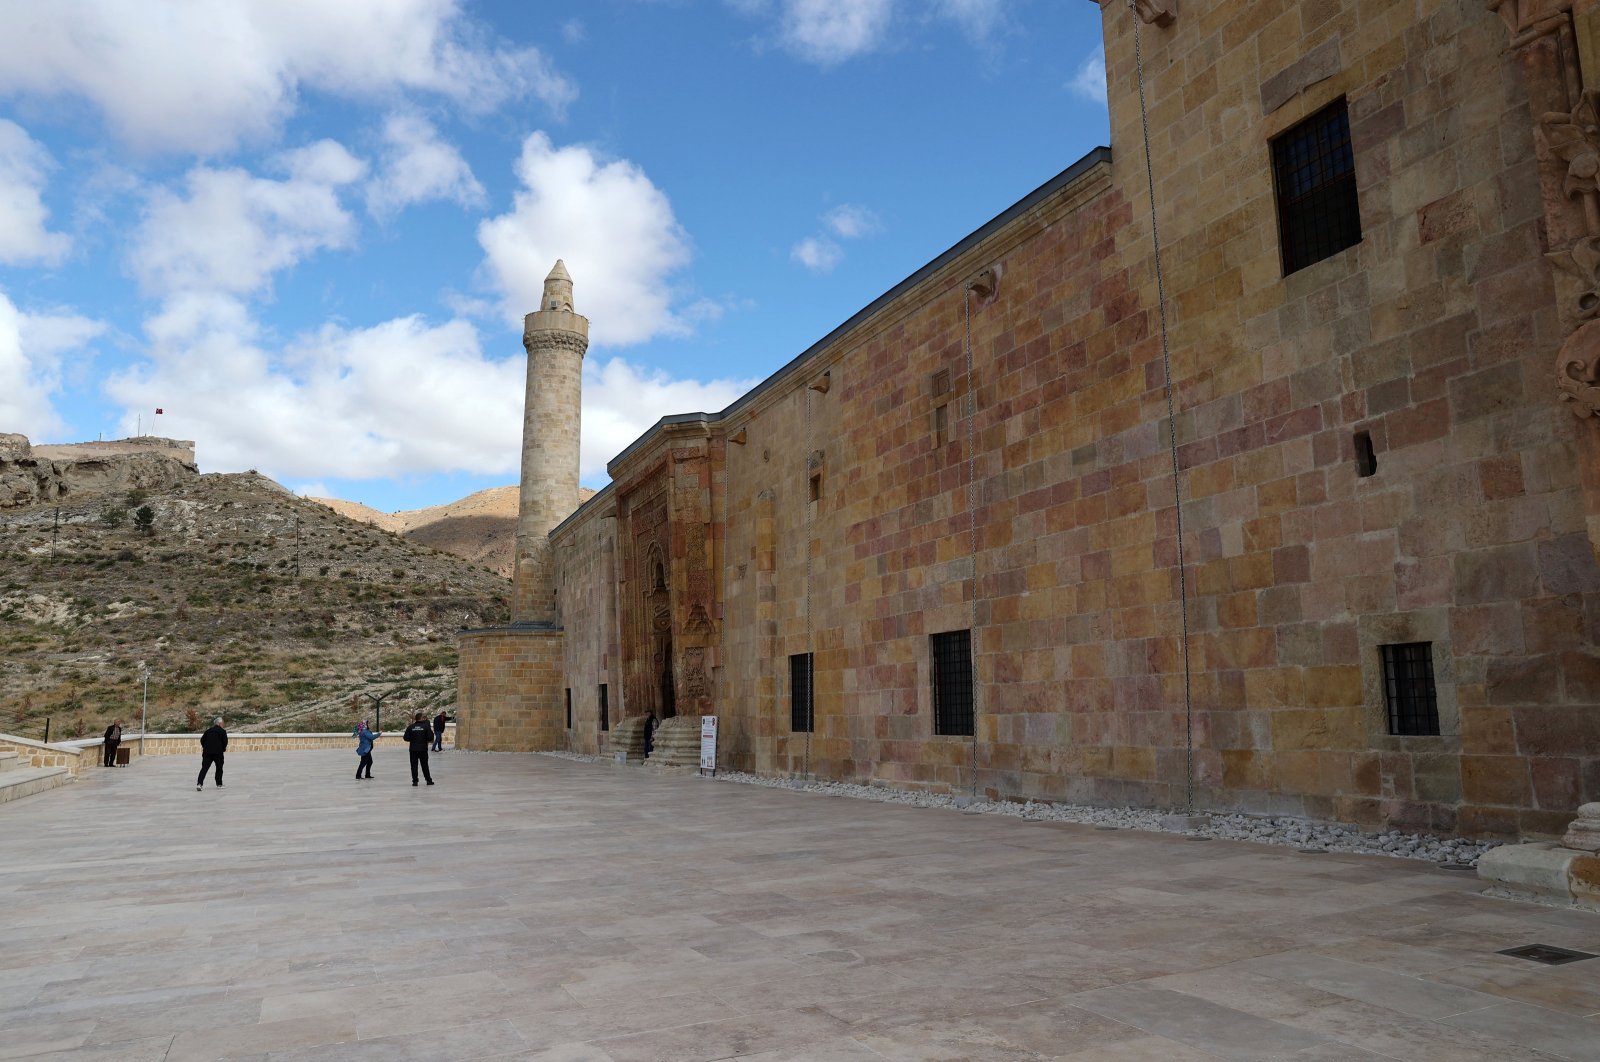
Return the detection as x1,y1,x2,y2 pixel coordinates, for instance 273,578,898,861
455,628,566,751
555,495,621,754
549,0,1600,838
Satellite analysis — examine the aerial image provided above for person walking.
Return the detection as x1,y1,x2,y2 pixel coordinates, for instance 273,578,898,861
403,712,434,786
102,719,122,768
197,717,227,790
431,710,447,752
353,719,378,779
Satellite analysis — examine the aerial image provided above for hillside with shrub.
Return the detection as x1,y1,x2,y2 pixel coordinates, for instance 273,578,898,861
0,472,512,741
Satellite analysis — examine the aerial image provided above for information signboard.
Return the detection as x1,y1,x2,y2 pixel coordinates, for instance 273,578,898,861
700,715,717,773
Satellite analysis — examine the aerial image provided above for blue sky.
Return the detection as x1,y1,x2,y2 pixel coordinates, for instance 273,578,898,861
0,0,1109,512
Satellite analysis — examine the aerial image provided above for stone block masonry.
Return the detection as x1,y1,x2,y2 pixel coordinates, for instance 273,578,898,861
537,0,1600,840
456,628,567,751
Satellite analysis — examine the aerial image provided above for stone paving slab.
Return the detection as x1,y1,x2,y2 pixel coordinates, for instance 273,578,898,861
2,750,1598,1060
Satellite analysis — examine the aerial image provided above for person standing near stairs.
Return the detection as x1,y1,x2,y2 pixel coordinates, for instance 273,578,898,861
197,717,227,790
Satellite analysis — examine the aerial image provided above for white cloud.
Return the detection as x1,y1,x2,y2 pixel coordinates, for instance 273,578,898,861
823,203,880,239
477,132,692,346
0,0,575,154
793,202,879,273
732,0,1002,65
295,481,331,498
130,142,365,297
365,112,484,218
104,296,754,486
110,297,524,479
1069,45,1107,105
780,0,895,64
581,357,756,479
562,19,585,44
931,0,1004,39
791,236,842,273
0,290,104,438
0,120,70,265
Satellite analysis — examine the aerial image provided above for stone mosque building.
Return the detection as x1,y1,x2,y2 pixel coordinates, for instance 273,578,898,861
458,0,1600,841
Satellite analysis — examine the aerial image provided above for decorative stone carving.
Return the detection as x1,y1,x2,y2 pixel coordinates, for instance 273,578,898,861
683,647,709,699
1564,802,1600,852
1557,320,1600,415
1132,0,1175,27
684,603,715,635
1491,1,1600,417
1488,0,1573,46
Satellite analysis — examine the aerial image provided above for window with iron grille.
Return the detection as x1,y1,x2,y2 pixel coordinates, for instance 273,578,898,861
1381,642,1439,736
1271,98,1362,274
790,653,813,733
598,684,609,731
931,630,974,736
565,688,572,729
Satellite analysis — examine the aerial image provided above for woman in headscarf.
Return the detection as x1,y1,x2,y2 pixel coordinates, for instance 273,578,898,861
353,719,378,780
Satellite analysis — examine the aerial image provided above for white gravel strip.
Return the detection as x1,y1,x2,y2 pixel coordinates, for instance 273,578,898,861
537,750,1498,867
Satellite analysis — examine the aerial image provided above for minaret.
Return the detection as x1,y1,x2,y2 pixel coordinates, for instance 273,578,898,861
512,260,589,623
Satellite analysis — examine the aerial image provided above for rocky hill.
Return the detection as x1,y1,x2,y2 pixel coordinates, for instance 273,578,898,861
313,485,595,578
0,471,512,742
1,434,198,509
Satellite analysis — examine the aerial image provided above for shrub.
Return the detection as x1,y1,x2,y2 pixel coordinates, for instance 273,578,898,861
100,505,127,528
134,506,155,535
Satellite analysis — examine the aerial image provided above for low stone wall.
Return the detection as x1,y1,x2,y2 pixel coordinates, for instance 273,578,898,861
127,726,455,757
0,735,87,774
0,726,454,775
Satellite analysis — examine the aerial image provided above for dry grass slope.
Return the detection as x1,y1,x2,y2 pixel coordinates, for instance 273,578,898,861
311,485,594,578
0,473,512,741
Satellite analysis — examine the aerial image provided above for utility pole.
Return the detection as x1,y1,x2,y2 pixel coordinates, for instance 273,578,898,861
294,516,301,579
138,662,150,754
51,506,59,560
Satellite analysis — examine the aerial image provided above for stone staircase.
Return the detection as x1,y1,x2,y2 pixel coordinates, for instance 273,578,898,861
0,750,73,806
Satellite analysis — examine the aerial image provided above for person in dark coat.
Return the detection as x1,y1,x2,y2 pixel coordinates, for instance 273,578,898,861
644,712,658,757
353,719,378,779
103,719,122,768
197,717,227,790
403,712,434,786
431,710,447,752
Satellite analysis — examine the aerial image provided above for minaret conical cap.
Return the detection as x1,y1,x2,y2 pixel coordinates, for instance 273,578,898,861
540,259,575,313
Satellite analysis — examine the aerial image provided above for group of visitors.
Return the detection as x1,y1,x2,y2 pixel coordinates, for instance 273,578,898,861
186,710,450,791
354,710,448,785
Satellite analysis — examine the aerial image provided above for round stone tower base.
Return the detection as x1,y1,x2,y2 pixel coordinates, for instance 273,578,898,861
455,626,567,751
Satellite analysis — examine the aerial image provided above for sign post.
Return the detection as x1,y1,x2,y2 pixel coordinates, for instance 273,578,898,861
699,715,717,776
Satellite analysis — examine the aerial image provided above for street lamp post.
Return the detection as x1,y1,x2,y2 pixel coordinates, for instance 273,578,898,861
138,662,150,755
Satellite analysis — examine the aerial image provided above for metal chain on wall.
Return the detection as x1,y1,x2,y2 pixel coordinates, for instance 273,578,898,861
803,382,815,781
964,289,981,799
1129,0,1197,811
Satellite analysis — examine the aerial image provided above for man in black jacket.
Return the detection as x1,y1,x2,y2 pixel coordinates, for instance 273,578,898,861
404,712,434,786
197,717,227,790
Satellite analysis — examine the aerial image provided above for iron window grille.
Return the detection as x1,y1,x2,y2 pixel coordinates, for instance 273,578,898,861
790,653,814,733
931,630,975,736
1381,642,1439,736
1271,98,1362,274
598,684,609,732
565,688,572,730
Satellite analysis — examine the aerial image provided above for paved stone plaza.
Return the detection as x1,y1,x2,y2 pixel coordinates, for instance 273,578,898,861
3,752,1600,1061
